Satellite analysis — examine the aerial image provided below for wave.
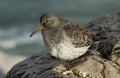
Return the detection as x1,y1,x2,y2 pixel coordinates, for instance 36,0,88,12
0,26,45,55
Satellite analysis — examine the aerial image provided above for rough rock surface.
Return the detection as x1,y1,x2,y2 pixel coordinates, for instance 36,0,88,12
86,12,120,65
6,13,120,78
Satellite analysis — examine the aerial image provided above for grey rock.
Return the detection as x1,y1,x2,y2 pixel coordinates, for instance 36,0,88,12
6,13,120,78
86,12,120,62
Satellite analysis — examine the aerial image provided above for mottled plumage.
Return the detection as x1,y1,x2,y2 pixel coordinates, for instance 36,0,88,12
30,13,93,60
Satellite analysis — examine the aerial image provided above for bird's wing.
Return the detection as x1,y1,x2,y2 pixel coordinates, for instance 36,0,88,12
62,21,93,47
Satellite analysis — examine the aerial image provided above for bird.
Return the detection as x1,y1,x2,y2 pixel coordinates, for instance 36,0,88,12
30,13,93,60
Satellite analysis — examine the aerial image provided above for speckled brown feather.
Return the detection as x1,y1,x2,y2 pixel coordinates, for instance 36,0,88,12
60,19,93,47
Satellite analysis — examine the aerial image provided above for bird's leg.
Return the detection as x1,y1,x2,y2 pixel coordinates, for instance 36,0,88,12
64,57,88,70
89,41,102,56
94,41,102,55
64,60,73,70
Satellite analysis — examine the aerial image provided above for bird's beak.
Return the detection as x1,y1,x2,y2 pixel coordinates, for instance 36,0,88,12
30,24,44,37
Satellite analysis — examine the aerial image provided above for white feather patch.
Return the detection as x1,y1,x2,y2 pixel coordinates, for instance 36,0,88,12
50,39,90,60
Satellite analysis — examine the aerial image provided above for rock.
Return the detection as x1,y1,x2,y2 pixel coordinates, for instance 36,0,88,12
6,13,120,78
86,12,120,64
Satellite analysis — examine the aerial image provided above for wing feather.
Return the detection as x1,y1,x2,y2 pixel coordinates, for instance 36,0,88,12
62,20,93,47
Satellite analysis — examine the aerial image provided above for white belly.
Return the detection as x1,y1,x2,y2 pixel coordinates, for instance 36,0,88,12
49,40,90,60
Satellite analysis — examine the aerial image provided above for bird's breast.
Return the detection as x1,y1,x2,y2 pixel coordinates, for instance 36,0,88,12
43,31,90,60
50,40,90,60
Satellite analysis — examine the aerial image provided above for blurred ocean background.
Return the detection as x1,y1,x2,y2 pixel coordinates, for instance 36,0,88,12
0,0,120,75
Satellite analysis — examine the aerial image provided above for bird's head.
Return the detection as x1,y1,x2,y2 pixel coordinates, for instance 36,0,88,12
30,13,60,37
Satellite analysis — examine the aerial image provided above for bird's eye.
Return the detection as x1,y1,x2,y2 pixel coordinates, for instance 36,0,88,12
46,20,48,22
